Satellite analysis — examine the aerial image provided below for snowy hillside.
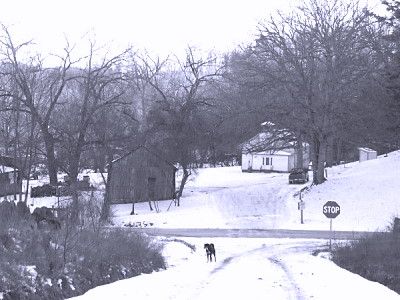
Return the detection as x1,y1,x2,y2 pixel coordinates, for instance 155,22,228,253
112,151,400,232
293,151,400,232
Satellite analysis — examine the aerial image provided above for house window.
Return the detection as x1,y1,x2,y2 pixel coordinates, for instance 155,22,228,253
263,157,272,166
263,157,272,165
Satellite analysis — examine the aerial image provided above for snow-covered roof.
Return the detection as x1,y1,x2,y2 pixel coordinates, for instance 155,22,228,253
254,149,294,156
272,150,293,156
260,121,275,127
358,147,377,153
0,166,17,172
109,146,177,170
241,132,297,154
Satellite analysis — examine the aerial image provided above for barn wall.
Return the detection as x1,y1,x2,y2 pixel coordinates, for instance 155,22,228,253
109,160,137,203
109,147,176,204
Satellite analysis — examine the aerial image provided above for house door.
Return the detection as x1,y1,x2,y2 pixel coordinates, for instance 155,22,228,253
148,177,156,200
247,155,253,171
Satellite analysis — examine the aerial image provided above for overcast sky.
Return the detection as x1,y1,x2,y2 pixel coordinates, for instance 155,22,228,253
0,0,385,59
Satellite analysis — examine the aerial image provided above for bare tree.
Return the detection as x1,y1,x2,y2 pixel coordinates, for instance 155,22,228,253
144,47,224,205
246,0,379,184
55,41,129,220
0,24,77,185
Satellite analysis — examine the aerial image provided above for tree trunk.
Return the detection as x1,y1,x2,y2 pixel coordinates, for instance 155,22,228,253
148,198,153,210
325,134,335,167
69,177,80,224
311,140,318,184
296,135,304,168
130,202,135,215
100,161,112,222
69,147,82,224
316,139,327,183
311,135,327,185
336,138,343,164
25,146,37,202
177,167,191,206
41,129,58,185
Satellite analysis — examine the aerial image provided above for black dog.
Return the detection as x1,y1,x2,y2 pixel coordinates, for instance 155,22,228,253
204,243,216,262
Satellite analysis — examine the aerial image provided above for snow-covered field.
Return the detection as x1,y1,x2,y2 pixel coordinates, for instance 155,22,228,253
64,151,400,299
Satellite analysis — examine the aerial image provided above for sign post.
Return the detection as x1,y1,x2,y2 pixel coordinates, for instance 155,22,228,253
323,201,340,250
298,191,306,224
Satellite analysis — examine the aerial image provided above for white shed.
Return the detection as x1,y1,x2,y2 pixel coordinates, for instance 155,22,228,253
358,148,377,162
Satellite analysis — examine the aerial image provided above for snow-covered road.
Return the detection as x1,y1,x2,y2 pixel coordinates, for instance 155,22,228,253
69,238,400,300
186,240,315,300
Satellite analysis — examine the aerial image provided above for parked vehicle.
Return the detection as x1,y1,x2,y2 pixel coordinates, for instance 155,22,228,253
289,168,309,184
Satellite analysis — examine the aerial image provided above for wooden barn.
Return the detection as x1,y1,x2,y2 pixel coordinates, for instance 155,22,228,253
0,156,22,197
108,146,177,204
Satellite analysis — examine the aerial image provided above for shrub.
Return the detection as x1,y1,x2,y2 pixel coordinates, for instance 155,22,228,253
31,184,56,198
332,222,400,293
0,220,165,299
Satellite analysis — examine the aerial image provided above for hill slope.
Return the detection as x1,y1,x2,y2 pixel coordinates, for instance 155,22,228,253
296,151,400,231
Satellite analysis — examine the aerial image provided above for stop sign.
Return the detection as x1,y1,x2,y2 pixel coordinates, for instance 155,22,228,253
323,201,340,218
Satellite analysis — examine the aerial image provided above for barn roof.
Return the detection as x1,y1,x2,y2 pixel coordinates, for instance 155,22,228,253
110,146,178,170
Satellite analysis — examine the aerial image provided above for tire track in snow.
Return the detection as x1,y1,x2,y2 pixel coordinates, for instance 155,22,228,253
209,256,235,275
262,241,327,300
190,243,309,299
268,256,306,300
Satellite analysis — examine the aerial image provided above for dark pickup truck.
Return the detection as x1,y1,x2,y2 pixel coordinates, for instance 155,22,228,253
288,168,309,184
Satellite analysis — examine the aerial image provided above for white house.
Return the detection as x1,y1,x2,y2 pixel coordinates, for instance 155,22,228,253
358,147,377,163
241,132,310,173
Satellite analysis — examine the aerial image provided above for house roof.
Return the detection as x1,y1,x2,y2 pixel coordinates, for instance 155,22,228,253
250,149,294,156
0,166,16,172
242,132,296,154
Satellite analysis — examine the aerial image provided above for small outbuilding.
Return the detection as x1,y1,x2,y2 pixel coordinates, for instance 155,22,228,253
107,146,177,204
0,156,22,197
358,147,377,162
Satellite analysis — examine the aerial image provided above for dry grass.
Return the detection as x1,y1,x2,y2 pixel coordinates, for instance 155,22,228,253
332,221,400,294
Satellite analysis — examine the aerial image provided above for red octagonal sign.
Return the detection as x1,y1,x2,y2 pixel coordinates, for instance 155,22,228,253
323,201,340,219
